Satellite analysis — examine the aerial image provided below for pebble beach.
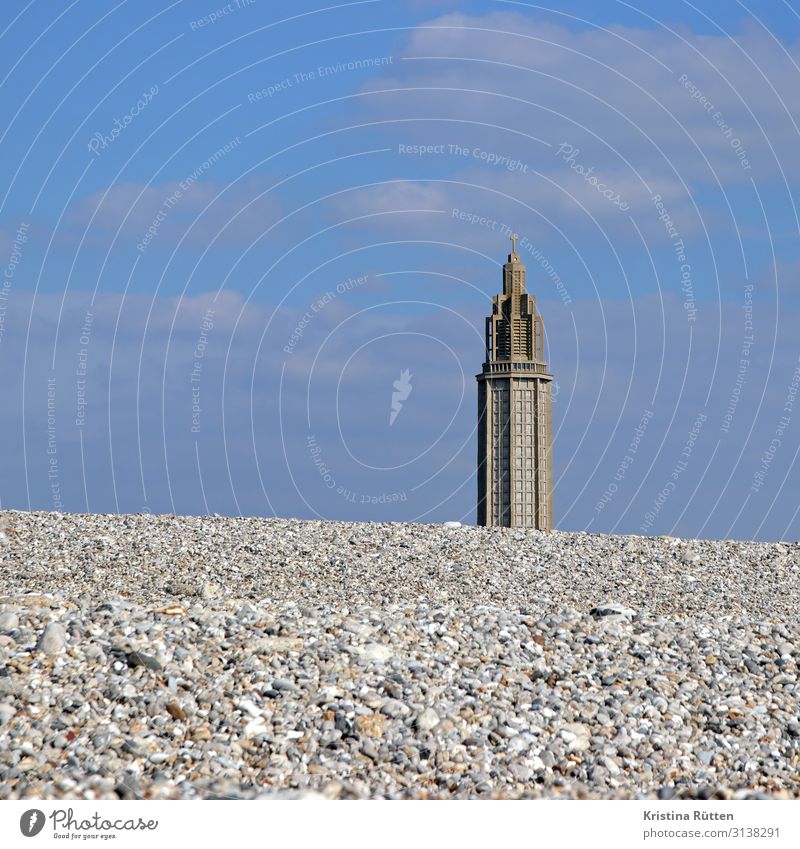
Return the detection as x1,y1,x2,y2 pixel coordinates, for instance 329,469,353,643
1,510,798,800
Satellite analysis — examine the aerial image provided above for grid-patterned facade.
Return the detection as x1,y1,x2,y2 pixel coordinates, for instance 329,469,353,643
477,239,554,529
490,381,510,525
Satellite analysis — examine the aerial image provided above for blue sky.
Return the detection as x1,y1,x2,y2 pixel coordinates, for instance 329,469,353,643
2,0,800,539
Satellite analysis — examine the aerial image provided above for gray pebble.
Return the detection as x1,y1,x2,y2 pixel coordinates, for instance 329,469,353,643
36,622,67,655
0,510,798,801
0,612,19,632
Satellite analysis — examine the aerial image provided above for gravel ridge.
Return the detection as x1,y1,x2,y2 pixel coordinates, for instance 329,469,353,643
1,510,798,799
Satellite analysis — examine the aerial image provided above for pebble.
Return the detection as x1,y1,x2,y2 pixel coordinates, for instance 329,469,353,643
237,699,262,718
200,582,221,600
589,602,635,620
244,718,267,738
0,612,19,632
166,699,186,721
35,622,67,655
415,708,440,732
360,643,393,663
381,700,411,719
125,651,161,671
0,509,797,800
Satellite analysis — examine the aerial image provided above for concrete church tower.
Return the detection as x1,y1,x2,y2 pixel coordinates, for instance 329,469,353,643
477,235,554,529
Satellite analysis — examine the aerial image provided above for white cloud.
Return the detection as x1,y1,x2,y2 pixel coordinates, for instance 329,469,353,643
69,176,282,249
359,11,800,186
327,162,698,250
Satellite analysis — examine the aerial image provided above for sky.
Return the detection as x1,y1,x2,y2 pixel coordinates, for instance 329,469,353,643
1,0,800,540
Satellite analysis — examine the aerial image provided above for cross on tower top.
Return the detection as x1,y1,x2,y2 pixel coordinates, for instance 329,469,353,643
510,232,518,253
